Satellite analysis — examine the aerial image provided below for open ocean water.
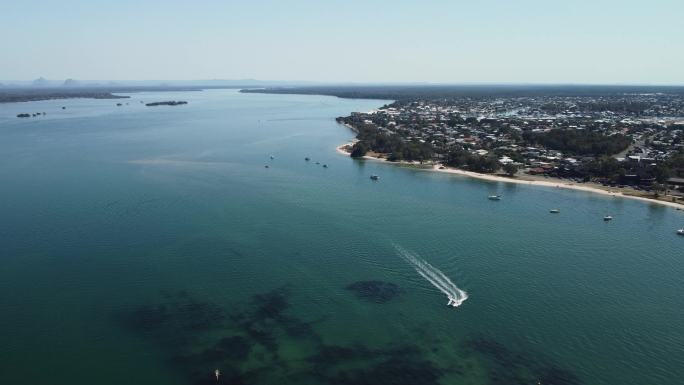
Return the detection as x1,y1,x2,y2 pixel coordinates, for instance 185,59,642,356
1,89,683,385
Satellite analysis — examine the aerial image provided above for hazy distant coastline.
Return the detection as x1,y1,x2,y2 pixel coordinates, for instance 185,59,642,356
242,84,684,100
7,83,684,104
0,78,318,103
0,86,226,104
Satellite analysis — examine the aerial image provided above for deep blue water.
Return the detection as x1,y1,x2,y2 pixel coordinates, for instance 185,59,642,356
1,89,683,385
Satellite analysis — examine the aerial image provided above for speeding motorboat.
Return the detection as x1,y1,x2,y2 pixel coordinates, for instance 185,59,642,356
447,297,458,307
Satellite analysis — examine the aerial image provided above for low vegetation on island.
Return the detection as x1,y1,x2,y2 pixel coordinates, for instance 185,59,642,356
0,89,129,103
16,112,47,118
145,101,188,106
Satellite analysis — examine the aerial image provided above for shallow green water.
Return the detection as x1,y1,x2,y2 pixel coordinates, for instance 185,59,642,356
1,89,683,385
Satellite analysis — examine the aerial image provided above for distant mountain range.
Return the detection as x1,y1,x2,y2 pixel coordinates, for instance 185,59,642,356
0,78,319,89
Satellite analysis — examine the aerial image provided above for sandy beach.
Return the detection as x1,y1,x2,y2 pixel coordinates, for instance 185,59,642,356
336,142,684,210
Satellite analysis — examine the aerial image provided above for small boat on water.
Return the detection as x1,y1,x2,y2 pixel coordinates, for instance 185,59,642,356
604,215,613,221
488,195,501,200
215,369,220,381
264,165,269,168
305,157,310,161
269,155,275,160
550,209,560,213
677,229,684,235
322,164,328,168
370,174,379,180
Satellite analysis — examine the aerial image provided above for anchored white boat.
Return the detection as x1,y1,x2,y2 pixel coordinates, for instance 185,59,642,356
677,229,684,235
370,174,379,180
604,215,613,221
488,195,501,200
550,209,560,213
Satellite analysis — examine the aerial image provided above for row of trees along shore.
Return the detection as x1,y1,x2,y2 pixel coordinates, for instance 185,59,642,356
337,116,684,185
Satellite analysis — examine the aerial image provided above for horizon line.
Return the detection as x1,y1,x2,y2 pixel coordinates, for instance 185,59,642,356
2,79,684,87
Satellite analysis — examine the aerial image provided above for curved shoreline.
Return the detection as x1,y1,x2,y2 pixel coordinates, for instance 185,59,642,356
336,142,684,210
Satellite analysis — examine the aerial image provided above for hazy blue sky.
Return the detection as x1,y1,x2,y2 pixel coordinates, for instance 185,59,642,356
1,0,682,84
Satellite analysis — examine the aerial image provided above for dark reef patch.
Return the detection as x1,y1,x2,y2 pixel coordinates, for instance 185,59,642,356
117,286,451,385
117,292,225,335
331,356,442,385
228,287,292,354
244,321,280,353
278,314,317,338
308,344,374,365
345,280,402,303
465,337,526,371
253,288,290,320
229,286,323,351
465,336,583,385
173,336,252,365
309,343,440,385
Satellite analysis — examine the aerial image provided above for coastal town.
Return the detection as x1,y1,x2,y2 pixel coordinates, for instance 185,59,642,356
337,93,684,204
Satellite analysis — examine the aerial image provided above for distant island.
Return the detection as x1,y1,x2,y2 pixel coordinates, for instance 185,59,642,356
0,80,299,104
0,89,129,103
16,112,47,118
1,86,205,104
145,101,188,107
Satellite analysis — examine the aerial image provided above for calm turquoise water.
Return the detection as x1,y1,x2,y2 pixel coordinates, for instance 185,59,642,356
1,89,683,385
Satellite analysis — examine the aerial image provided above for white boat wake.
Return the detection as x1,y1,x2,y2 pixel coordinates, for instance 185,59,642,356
395,245,469,307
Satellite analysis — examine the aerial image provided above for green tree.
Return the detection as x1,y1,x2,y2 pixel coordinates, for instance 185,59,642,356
653,164,672,183
350,142,369,158
652,182,667,198
523,129,631,156
503,163,519,176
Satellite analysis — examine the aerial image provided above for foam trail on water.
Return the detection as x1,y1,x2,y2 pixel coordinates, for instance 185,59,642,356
395,245,469,307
